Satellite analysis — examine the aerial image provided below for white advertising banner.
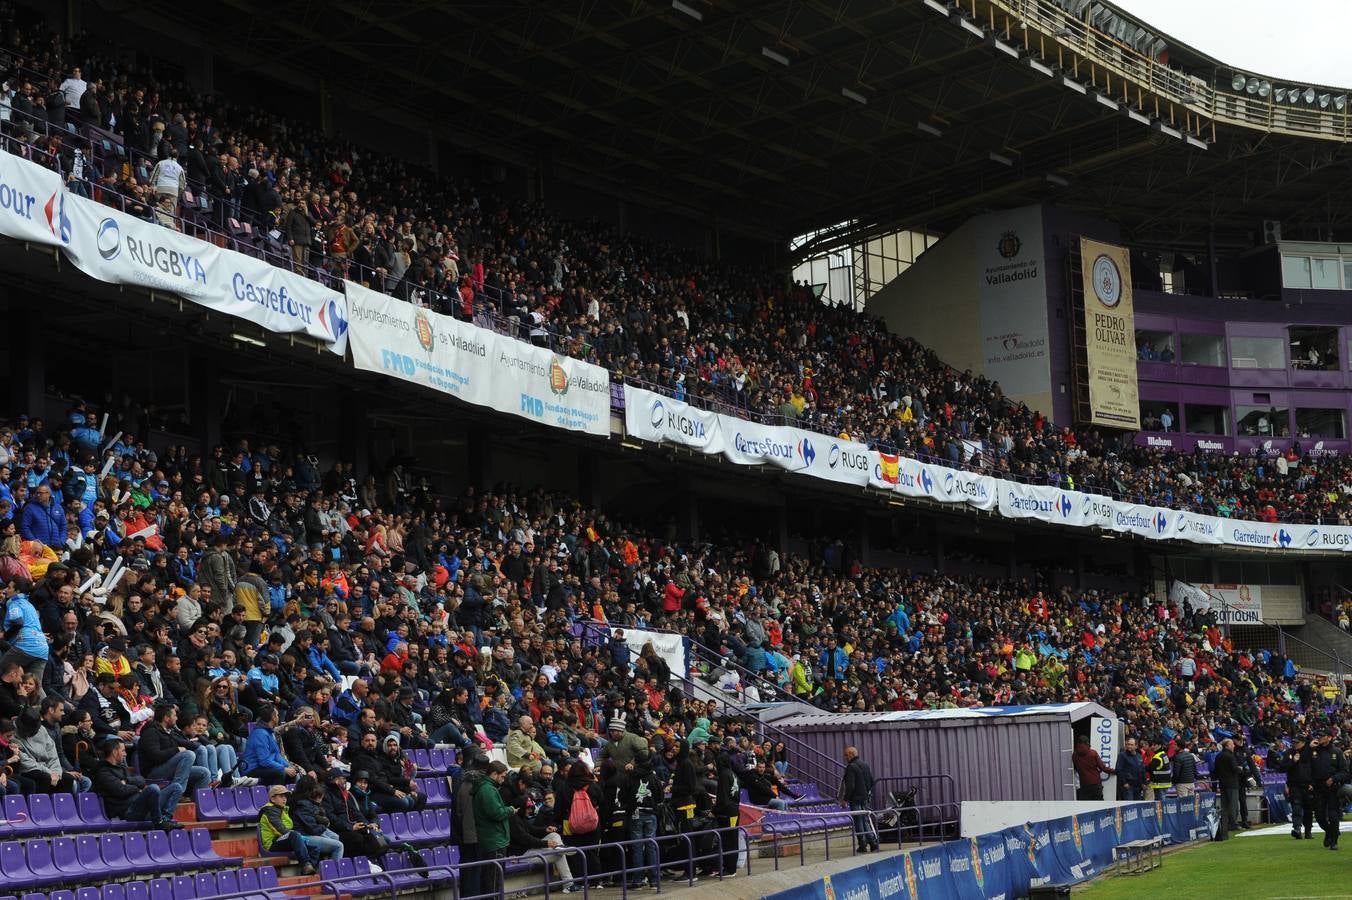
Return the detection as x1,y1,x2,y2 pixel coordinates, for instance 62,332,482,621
976,205,1051,406
347,281,610,436
1106,503,1172,541
346,280,493,403
935,466,999,511
56,189,348,353
717,415,810,471
1170,582,1264,624
794,433,873,487
488,333,611,437
622,385,723,452
1089,715,1120,800
0,149,67,246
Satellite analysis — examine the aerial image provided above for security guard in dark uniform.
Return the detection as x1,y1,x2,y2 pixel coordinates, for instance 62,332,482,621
1146,743,1171,800
1309,728,1347,849
1282,735,1314,839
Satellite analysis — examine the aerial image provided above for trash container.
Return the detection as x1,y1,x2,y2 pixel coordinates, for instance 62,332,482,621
1246,789,1265,825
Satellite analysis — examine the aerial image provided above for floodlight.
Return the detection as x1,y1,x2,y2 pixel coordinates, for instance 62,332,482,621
1319,93,1331,109
1258,81,1271,98
1289,89,1302,105
841,87,868,104
761,47,789,66
1245,78,1259,95
916,121,943,137
1274,88,1287,103
1231,74,1247,91
1336,96,1347,111
671,0,702,21
1304,87,1316,104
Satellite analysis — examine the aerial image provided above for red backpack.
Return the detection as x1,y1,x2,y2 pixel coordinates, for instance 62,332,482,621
568,786,599,834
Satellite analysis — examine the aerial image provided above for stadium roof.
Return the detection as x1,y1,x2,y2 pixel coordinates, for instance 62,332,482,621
132,0,1352,255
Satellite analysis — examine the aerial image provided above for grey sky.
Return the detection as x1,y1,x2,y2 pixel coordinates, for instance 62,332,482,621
1114,1,1352,88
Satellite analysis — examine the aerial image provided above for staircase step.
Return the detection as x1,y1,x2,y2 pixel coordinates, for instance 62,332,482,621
215,834,261,858
173,802,199,823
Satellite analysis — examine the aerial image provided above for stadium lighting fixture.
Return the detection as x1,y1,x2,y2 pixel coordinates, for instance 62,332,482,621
1045,173,1070,187
916,121,943,137
1054,27,1073,37
922,0,950,15
841,87,868,104
1185,135,1208,149
761,46,790,66
1289,89,1302,105
1337,96,1347,111
1258,81,1271,98
230,332,266,348
1028,58,1054,77
1230,73,1247,91
1182,93,1203,104
1245,78,1259,95
1061,75,1087,94
1304,87,1317,104
1274,88,1287,103
988,151,1014,166
1095,92,1118,111
1319,93,1331,109
670,0,702,22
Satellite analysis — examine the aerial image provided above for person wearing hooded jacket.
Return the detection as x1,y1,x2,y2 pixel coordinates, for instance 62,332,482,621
615,751,665,889
1282,735,1315,839
453,757,487,900
710,752,741,878
554,758,606,884
473,761,515,896
322,768,389,858
368,732,425,812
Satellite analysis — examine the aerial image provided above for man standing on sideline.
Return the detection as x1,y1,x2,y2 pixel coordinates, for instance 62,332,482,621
1115,737,1145,800
1282,734,1314,839
1145,742,1171,801
1072,735,1114,801
1309,729,1347,850
1171,740,1199,798
839,746,879,853
1213,739,1243,834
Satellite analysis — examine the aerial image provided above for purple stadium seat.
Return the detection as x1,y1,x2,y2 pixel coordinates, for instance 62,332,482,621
21,893,44,900
76,796,110,828
190,827,240,866
387,813,407,842
76,888,99,900
146,831,176,867
102,886,126,900
168,829,194,865
334,857,377,892
123,883,146,900
192,875,214,899
249,786,269,813
257,867,278,890
428,749,448,771
147,878,172,900
75,836,103,875
433,808,451,839
50,795,82,832
170,877,194,900
193,791,221,821
217,871,241,897
209,790,237,821
50,890,73,900
376,814,391,836
123,833,156,873
27,838,64,883
4,797,35,836
27,797,57,833
98,835,131,876
419,809,440,840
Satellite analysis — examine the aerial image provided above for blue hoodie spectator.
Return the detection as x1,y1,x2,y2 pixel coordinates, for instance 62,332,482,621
19,487,64,546
307,644,342,681
242,722,287,775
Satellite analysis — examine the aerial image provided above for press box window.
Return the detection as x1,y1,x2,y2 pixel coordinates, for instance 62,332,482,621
1296,408,1346,439
1229,336,1285,369
1135,329,1174,361
1236,405,1289,437
1139,400,1178,432
1289,325,1339,370
1184,404,1229,435
1179,333,1225,367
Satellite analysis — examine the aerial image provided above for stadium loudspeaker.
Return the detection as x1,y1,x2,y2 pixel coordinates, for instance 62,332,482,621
1262,220,1283,244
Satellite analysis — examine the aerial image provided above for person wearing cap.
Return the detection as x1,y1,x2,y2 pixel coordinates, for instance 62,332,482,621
1309,728,1347,849
258,784,321,875
322,768,389,859
597,715,648,770
92,735,182,830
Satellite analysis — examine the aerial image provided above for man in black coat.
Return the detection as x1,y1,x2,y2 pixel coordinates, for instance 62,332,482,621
1212,739,1243,834
92,736,182,829
1282,735,1315,839
839,746,879,853
139,703,211,796
1309,729,1348,849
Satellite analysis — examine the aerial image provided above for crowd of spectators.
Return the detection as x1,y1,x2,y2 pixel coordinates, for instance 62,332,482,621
0,10,1349,528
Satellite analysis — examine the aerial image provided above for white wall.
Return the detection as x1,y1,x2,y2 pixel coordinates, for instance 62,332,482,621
961,800,1137,837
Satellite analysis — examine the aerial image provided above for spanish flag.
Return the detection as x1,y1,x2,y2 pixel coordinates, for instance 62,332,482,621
879,452,900,484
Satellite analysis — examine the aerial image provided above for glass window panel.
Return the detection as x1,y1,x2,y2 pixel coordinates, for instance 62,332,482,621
1230,336,1285,369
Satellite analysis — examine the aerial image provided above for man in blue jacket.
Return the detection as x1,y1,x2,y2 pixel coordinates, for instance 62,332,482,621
19,483,64,547
241,703,299,785
1,577,49,700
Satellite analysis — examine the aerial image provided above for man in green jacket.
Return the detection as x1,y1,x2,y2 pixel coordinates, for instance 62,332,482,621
473,761,515,895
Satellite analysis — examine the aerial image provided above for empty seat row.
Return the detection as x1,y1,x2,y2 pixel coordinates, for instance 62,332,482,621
407,749,457,773
374,809,451,846
411,777,452,807
380,846,460,885
0,865,278,900
758,806,856,835
193,785,278,824
1,794,112,836
0,829,241,887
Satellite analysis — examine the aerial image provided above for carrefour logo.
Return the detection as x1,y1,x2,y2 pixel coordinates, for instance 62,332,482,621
1277,529,1292,548
733,432,794,460
96,217,121,259
1230,526,1291,547
43,190,70,244
798,438,816,466
1056,494,1073,518
918,468,934,494
1154,511,1168,534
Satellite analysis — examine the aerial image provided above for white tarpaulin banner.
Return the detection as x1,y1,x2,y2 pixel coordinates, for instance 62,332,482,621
53,187,349,353
622,385,723,452
717,415,810,471
1169,581,1264,624
0,149,67,246
347,281,610,436
488,331,611,437
610,626,688,681
794,433,872,487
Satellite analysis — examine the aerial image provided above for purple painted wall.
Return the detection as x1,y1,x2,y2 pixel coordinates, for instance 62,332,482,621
782,715,1077,803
